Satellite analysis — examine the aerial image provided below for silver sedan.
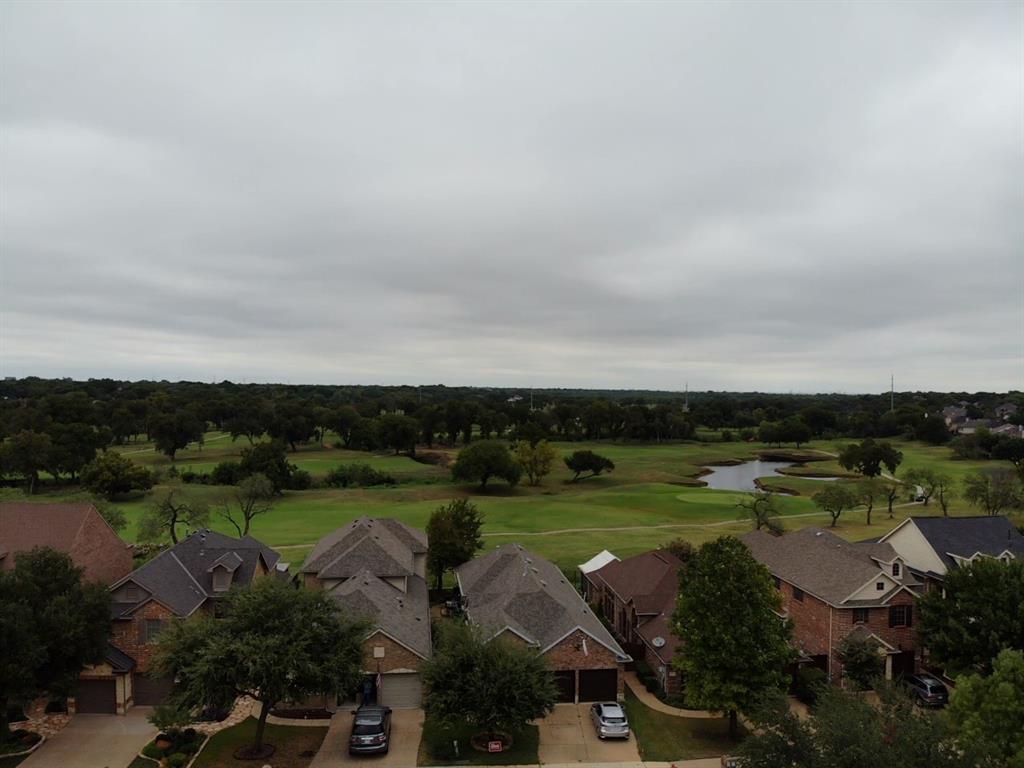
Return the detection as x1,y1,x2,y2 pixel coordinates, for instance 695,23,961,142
589,702,630,739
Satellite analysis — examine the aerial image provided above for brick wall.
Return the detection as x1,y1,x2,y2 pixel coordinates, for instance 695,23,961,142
545,629,625,698
363,634,422,674
642,644,681,695
110,601,193,673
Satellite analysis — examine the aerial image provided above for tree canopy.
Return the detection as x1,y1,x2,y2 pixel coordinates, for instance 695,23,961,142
837,438,903,478
948,649,1024,768
451,440,522,488
563,449,615,482
425,499,484,590
138,487,211,543
812,483,859,527
515,440,558,486
80,451,154,499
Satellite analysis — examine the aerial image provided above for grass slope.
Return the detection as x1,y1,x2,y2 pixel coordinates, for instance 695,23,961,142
192,718,327,768
622,688,741,761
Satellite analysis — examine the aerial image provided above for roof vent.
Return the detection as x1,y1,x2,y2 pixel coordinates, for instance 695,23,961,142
652,636,667,648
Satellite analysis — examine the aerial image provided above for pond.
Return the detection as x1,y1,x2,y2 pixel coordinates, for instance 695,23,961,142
699,460,839,492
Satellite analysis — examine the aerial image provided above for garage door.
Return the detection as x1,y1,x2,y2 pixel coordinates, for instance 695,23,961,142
134,674,175,705
553,671,576,703
379,673,422,709
578,669,618,702
76,679,116,714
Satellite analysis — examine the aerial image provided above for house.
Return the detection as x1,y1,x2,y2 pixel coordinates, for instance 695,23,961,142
878,515,1024,592
581,549,684,695
957,418,997,435
0,502,133,585
577,549,619,601
81,530,285,714
991,423,1024,438
456,543,631,704
300,518,430,708
995,403,1019,421
941,405,968,427
742,527,922,683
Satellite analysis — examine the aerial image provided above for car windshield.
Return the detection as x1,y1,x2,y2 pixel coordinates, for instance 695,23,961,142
603,716,626,723
353,723,381,735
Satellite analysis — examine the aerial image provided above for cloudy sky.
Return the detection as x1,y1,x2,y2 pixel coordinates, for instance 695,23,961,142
1,2,1021,393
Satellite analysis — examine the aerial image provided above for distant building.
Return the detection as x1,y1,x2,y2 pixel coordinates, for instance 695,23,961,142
941,405,968,427
995,403,1019,421
958,418,997,435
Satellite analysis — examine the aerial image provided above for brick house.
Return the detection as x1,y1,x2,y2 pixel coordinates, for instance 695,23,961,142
83,530,285,714
0,502,133,585
742,527,922,684
300,518,430,709
580,549,684,695
878,515,1024,593
457,543,631,703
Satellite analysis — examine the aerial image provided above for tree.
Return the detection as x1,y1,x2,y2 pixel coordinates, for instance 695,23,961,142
0,548,110,743
736,491,782,533
917,558,1024,676
451,441,521,489
838,439,903,478
991,437,1024,483
663,538,696,567
836,634,884,690
778,416,812,448
267,402,315,452
153,578,367,758
739,684,975,768
425,499,484,590
238,441,293,492
1,430,52,494
378,414,419,455
904,467,937,505
422,622,557,744
812,484,859,527
948,649,1024,768
80,451,154,499
45,422,108,480
149,411,205,461
672,536,793,738
217,474,274,536
563,450,615,482
883,480,901,518
916,414,952,445
932,472,955,516
514,440,558,486
856,478,886,526
963,468,1020,516
138,488,211,544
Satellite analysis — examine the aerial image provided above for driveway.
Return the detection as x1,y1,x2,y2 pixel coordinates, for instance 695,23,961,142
20,708,156,768
309,708,424,768
537,703,641,764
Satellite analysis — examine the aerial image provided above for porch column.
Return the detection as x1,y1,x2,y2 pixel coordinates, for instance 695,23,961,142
885,654,893,681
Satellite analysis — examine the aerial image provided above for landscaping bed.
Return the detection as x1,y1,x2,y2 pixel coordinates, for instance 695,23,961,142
622,688,742,762
0,731,41,756
418,718,539,766
191,717,327,768
139,728,206,767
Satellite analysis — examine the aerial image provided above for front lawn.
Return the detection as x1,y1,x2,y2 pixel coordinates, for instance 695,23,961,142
622,688,742,762
417,718,539,766
192,718,327,768
0,756,27,768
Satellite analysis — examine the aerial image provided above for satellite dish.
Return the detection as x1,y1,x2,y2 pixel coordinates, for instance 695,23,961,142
652,636,666,648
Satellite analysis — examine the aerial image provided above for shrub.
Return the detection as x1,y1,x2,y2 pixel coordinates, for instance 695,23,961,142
644,678,659,694
286,468,313,490
211,461,244,486
141,743,165,759
166,753,190,768
324,463,396,488
794,666,827,705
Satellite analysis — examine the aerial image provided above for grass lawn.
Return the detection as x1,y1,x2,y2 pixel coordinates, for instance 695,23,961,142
622,688,741,761
126,757,158,768
191,718,327,768
18,435,1021,571
417,719,539,766
0,756,27,768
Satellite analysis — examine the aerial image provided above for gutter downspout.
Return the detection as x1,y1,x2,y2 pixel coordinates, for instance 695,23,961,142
828,606,833,681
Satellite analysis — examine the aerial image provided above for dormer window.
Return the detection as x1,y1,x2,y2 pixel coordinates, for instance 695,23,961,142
892,562,901,578
876,582,885,591
213,568,231,592
126,583,140,602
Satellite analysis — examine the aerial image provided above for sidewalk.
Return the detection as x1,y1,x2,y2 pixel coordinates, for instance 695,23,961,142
623,672,719,718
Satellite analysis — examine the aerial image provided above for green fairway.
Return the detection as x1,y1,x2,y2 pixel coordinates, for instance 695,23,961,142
23,436,1021,571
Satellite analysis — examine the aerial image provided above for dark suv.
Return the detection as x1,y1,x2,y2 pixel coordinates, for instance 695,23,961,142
348,705,392,755
903,674,948,707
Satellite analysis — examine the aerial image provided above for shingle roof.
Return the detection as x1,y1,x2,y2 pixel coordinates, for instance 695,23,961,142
104,643,137,672
301,518,427,578
328,569,431,659
741,527,916,606
0,502,134,585
635,611,680,666
906,516,1024,572
113,530,282,618
457,543,629,661
589,549,682,614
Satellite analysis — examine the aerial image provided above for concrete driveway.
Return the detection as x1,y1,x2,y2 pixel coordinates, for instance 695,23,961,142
309,708,424,768
20,708,156,768
537,703,641,764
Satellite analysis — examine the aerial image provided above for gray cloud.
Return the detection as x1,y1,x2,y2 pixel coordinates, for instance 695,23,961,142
1,1,1021,392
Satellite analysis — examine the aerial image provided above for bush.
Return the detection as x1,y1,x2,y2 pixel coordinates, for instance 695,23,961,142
324,463,396,488
286,468,313,490
141,743,165,760
794,666,827,705
44,699,67,714
721,430,735,442
166,753,190,768
211,461,244,486
644,678,659,694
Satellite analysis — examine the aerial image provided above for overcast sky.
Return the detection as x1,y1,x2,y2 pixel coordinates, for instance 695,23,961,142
1,2,1021,393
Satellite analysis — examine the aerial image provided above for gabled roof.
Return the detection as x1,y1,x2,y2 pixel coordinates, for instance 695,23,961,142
742,527,917,607
104,643,137,673
328,569,431,659
578,550,619,574
589,549,682,614
0,502,134,585
111,530,282,618
301,518,427,579
635,611,680,666
457,543,630,662
886,516,1024,573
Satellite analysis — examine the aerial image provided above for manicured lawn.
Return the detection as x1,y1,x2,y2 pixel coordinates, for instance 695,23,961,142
417,718,539,766
191,718,327,768
0,756,28,768
126,757,158,768
622,688,741,761
22,435,1020,571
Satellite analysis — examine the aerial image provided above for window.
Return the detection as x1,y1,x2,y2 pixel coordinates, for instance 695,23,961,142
213,568,231,592
125,584,139,602
892,562,901,577
792,587,805,602
853,608,869,624
876,582,885,591
141,619,166,644
889,605,913,628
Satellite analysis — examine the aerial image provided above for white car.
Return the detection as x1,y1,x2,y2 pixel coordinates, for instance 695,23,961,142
589,702,630,739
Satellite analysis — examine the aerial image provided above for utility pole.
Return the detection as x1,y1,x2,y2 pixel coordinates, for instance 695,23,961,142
890,373,894,413
683,382,689,412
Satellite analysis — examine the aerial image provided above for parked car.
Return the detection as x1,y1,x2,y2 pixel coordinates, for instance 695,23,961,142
721,757,745,768
348,705,392,755
589,702,630,739
903,674,949,707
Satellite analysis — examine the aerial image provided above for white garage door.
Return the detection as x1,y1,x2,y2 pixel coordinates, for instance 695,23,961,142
379,672,422,708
